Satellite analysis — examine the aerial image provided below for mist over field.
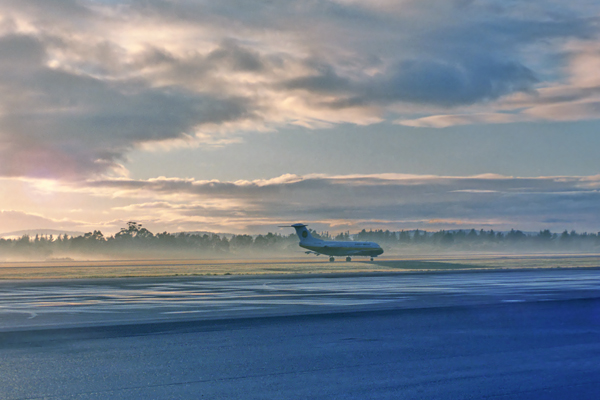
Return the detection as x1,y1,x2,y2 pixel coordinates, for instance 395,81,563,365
2,221,600,262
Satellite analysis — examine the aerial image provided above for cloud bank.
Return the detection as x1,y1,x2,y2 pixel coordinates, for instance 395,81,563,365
0,1,598,178
4,173,599,235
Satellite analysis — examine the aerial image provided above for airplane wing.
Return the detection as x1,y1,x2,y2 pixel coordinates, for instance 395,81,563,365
305,250,321,255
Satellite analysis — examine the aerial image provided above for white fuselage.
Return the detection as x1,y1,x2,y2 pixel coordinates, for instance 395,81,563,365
299,238,384,257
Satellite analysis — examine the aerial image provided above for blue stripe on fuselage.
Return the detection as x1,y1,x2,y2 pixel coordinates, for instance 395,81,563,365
300,242,383,257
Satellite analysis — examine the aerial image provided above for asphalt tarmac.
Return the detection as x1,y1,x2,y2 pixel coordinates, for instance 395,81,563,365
1,268,599,399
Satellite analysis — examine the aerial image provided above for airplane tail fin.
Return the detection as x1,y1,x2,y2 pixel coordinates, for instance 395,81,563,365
280,223,315,243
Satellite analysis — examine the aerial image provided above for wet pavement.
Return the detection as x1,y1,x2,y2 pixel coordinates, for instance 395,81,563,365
0,269,599,399
1,268,599,330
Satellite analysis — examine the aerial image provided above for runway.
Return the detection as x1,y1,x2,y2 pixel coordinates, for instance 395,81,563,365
1,268,599,399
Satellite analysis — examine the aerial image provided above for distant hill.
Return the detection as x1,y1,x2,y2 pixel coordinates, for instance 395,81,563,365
0,229,86,240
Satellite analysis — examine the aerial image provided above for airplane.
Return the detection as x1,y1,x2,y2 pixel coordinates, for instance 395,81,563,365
281,223,384,262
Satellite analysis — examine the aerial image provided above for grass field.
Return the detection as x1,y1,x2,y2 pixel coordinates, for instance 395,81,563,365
0,254,599,280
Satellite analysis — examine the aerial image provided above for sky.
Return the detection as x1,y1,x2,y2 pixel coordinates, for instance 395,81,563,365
1,0,600,235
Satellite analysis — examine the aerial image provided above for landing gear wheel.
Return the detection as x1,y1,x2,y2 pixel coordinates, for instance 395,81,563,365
329,256,335,262
346,256,351,262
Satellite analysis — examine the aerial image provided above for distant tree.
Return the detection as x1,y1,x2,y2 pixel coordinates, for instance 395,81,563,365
81,230,105,242
454,230,467,241
442,231,454,245
467,229,478,241
335,231,350,241
413,229,423,243
230,234,253,248
309,229,327,240
213,235,229,252
536,230,553,245
15,234,31,249
156,231,176,245
506,229,526,242
398,230,411,243
254,235,268,248
115,221,153,239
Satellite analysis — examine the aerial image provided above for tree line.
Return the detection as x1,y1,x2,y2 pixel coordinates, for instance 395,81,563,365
0,222,299,259
1,222,600,259
351,228,600,251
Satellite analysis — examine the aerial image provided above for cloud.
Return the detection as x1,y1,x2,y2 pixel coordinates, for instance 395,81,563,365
395,34,600,128
0,1,597,177
4,172,600,234
51,173,599,233
397,112,524,128
524,99,600,121
0,32,259,178
0,210,89,233
397,89,600,127
283,58,537,108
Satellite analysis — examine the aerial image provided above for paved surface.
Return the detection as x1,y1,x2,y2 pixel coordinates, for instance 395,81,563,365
1,269,599,399
2,269,600,330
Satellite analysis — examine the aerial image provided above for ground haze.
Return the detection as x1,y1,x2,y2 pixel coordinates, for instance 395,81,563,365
1,254,600,280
